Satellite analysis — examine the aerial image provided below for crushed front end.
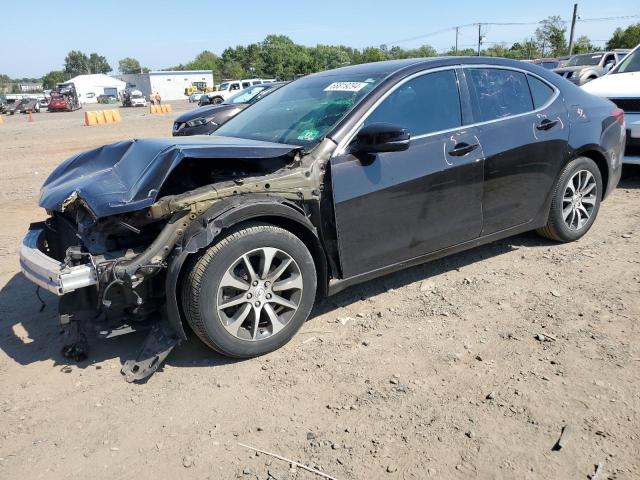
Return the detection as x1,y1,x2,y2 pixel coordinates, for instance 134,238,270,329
18,136,326,382
20,201,185,381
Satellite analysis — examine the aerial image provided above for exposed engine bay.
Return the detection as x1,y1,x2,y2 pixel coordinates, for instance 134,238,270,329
26,136,336,381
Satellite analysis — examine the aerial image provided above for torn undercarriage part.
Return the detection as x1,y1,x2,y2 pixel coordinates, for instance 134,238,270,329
120,317,180,383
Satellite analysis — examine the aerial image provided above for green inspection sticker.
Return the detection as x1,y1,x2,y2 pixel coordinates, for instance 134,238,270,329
297,129,320,141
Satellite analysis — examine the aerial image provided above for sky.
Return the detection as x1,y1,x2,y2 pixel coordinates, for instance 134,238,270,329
2,0,639,78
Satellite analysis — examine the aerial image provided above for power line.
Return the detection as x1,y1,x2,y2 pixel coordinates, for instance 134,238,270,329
385,14,640,46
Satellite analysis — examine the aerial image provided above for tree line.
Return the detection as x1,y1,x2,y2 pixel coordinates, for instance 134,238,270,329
3,20,639,92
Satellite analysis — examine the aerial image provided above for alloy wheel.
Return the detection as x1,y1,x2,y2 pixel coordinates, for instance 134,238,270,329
216,247,304,341
562,169,597,230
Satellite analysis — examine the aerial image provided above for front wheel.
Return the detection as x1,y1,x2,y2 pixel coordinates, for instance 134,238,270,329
211,96,223,104
182,223,317,358
537,156,602,242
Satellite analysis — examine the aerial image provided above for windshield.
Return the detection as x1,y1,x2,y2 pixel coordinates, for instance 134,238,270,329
224,85,268,105
613,48,640,73
566,54,603,67
132,94,143,99
214,74,384,147
218,82,229,91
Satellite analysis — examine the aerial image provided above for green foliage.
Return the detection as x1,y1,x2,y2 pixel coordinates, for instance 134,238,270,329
64,50,111,76
606,23,640,49
64,50,89,76
169,35,439,81
42,70,68,90
535,16,568,57
88,53,111,74
119,57,145,74
572,35,596,54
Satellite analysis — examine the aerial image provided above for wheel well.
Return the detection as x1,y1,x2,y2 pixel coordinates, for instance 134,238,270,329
251,216,330,298
578,150,609,197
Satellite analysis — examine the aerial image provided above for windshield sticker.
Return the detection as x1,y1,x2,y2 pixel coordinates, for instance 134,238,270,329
324,82,369,92
297,129,320,141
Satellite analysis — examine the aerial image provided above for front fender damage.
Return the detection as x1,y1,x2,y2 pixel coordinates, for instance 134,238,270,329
47,138,336,382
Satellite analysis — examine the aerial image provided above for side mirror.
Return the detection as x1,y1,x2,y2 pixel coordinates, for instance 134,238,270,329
604,62,614,73
351,122,410,154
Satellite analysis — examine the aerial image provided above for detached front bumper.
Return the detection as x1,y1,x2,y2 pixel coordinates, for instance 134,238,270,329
19,225,97,295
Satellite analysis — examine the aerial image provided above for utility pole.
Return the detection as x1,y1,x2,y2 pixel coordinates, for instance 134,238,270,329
568,3,578,55
455,26,459,55
477,23,482,56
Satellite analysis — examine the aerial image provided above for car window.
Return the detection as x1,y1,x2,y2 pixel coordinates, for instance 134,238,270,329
527,75,555,109
566,54,603,67
230,84,240,91
466,68,533,122
225,85,267,104
214,73,384,147
364,70,461,137
614,48,640,73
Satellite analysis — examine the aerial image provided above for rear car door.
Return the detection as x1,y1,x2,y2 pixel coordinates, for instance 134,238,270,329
463,66,569,235
330,68,484,278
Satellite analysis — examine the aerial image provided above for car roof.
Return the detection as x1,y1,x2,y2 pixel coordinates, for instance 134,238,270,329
307,56,550,79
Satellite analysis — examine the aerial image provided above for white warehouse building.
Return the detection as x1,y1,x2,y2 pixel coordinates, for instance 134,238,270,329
66,74,126,104
116,70,214,101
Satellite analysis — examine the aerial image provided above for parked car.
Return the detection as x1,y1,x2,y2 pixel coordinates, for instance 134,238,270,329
5,96,40,114
19,57,624,381
97,94,117,104
532,58,560,70
122,89,147,107
174,82,286,136
207,79,271,104
189,92,204,103
553,50,630,85
582,43,640,164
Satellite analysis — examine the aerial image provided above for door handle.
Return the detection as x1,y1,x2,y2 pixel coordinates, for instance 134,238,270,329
536,119,558,131
448,142,479,157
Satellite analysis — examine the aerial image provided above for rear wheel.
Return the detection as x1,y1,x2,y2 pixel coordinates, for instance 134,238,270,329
182,223,317,358
537,156,602,242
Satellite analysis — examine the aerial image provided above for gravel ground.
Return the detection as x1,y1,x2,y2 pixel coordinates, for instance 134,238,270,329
0,102,638,479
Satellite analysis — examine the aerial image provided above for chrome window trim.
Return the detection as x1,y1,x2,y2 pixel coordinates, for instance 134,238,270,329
333,64,560,157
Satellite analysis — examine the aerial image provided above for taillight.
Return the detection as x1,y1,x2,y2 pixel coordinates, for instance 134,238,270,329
612,108,625,126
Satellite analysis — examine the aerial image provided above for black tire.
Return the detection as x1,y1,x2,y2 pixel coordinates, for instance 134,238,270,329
182,223,317,358
211,96,223,104
537,156,602,242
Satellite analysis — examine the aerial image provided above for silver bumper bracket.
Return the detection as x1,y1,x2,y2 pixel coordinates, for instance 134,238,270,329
19,226,98,296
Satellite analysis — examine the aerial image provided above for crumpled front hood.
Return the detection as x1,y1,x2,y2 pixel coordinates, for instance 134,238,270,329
39,136,300,218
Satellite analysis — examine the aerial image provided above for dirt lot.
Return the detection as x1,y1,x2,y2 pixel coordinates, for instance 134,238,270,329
0,102,638,480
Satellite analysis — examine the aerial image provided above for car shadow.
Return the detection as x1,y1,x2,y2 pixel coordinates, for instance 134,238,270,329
620,165,640,188
0,273,238,372
1,230,553,375
310,230,553,316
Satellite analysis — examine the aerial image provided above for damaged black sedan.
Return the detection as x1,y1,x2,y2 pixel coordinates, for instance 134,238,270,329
20,57,624,381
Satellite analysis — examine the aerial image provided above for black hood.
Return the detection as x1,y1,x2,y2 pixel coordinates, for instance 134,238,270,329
174,104,243,123
39,136,300,218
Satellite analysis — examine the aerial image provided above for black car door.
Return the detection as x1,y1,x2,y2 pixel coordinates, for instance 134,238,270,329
330,68,484,279
463,67,569,235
